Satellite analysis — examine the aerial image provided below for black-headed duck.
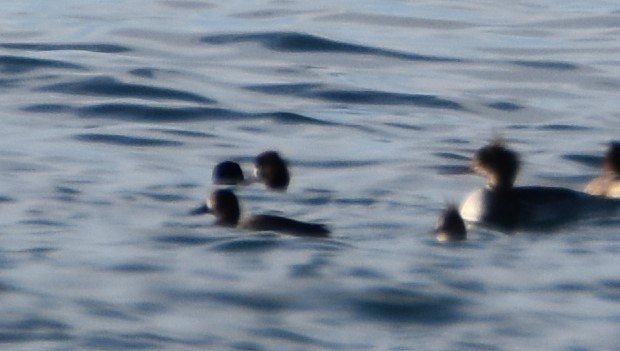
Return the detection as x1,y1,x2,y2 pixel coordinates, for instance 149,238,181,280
212,161,245,185
254,151,290,191
192,189,329,238
459,141,620,231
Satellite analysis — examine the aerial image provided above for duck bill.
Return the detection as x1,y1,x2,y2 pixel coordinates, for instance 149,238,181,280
436,231,450,242
189,203,210,215
436,230,466,242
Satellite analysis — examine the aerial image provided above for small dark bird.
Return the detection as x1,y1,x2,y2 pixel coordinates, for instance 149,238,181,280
254,151,290,191
212,161,245,185
436,205,467,242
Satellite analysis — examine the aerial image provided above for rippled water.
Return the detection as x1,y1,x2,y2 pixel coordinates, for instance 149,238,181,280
2,1,620,350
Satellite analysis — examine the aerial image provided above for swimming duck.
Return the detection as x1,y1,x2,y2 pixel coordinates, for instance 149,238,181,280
254,151,290,191
436,205,467,242
459,141,620,231
212,161,245,185
191,189,329,238
585,142,620,198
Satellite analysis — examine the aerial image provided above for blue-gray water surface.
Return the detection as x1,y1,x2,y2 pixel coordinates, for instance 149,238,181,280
2,1,620,350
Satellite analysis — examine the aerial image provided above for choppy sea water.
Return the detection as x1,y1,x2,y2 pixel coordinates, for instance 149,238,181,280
2,1,620,350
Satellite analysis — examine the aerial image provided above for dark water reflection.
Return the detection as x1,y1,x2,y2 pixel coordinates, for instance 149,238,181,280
201,31,464,62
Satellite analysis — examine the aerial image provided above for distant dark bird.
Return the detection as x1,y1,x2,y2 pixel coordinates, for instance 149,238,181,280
254,150,290,191
212,161,245,185
436,205,466,242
